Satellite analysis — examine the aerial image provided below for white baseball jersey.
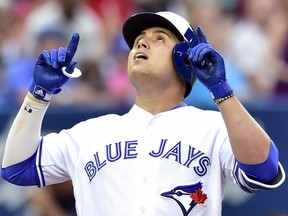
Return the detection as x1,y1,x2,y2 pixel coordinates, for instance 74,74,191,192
35,105,285,216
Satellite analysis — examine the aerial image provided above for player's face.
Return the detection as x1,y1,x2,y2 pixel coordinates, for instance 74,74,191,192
127,27,185,95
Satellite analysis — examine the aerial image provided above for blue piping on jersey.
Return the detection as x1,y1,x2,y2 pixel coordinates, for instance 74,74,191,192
38,138,46,186
171,103,187,110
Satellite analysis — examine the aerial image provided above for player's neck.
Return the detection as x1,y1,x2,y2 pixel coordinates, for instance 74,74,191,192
135,94,185,115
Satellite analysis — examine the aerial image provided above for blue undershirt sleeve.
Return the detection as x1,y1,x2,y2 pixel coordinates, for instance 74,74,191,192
1,151,40,187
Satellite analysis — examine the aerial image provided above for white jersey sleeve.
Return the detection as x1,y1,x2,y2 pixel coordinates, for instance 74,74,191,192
36,113,121,186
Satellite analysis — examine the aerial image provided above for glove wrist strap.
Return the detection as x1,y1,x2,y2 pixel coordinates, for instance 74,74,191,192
28,80,53,102
209,80,234,101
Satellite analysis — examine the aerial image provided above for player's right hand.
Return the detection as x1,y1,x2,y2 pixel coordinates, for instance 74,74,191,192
28,33,80,102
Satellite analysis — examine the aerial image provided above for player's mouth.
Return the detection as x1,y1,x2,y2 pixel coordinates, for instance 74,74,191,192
134,52,148,61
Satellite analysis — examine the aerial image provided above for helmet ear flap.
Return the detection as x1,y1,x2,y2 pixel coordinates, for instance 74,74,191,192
172,27,198,97
173,41,194,82
173,41,197,97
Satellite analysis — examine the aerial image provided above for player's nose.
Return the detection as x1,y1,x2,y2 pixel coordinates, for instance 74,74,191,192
137,37,150,49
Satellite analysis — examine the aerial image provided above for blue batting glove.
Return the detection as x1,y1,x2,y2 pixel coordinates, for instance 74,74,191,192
29,33,80,102
188,27,233,101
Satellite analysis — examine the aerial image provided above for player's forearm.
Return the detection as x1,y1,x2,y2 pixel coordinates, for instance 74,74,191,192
186,27,273,165
218,96,271,164
2,93,49,167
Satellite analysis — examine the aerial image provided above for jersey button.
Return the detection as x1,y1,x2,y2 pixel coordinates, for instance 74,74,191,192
142,177,148,184
140,207,146,214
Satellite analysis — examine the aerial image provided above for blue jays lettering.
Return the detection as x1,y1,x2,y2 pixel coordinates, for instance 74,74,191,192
84,139,210,182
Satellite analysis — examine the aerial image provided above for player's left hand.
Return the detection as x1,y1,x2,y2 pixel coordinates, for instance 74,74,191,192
188,27,233,101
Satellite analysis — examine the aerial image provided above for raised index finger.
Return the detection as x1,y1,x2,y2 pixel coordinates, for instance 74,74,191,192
66,32,80,63
197,26,209,44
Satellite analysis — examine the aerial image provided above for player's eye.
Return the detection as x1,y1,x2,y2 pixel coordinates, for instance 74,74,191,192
155,35,164,42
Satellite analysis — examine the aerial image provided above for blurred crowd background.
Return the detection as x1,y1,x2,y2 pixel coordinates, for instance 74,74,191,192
0,0,288,111
0,0,288,215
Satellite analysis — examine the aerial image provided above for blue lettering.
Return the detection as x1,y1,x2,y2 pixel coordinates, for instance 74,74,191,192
85,139,211,182
106,142,122,162
124,140,138,159
194,156,210,176
183,146,205,168
149,139,167,157
84,161,97,181
162,142,181,164
94,152,106,171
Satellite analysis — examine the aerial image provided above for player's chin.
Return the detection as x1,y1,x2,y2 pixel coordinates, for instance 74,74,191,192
128,64,146,76
128,67,154,85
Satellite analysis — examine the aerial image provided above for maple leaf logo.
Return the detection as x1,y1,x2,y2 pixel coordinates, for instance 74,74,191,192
191,188,207,204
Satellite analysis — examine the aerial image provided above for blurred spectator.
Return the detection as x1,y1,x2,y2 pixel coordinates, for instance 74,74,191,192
59,58,117,109
1,0,52,70
86,0,135,23
0,0,39,109
275,35,288,99
224,0,288,102
184,0,234,51
133,0,171,12
133,0,187,15
22,0,105,63
85,0,134,61
104,34,135,108
270,0,288,100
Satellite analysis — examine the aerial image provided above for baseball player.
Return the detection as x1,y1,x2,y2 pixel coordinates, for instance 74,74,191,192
1,11,286,216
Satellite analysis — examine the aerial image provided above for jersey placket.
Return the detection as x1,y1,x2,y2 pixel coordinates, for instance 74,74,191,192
133,116,159,215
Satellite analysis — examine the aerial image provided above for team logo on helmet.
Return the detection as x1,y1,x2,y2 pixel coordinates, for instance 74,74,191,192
161,182,207,216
